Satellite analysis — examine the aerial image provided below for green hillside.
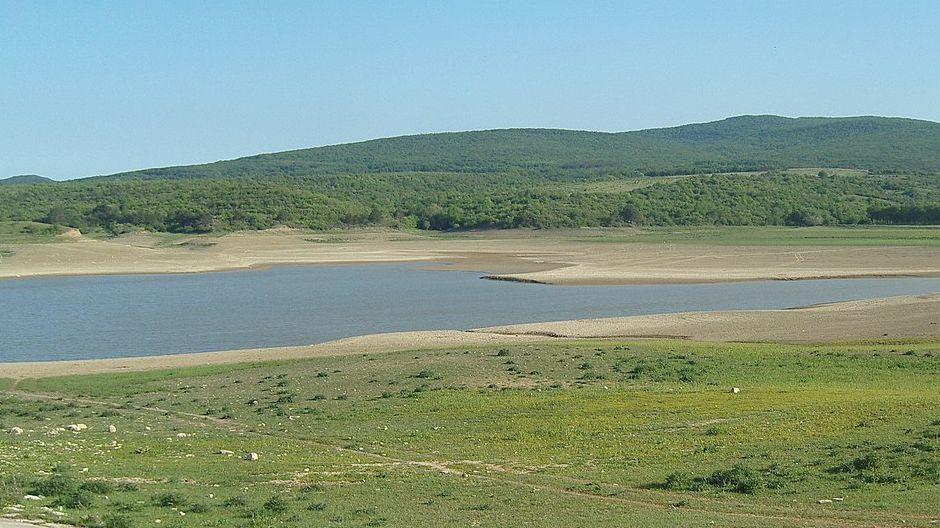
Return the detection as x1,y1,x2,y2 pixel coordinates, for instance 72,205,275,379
0,174,53,185
2,115,939,234
101,115,940,180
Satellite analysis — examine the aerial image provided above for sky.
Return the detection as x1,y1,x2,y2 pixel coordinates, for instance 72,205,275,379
2,1,939,180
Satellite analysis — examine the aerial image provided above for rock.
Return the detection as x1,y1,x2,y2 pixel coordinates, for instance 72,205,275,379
818,499,833,504
176,432,189,438
108,425,117,433
66,424,82,432
9,427,23,435
22,495,42,501
730,387,741,394
219,449,234,455
245,452,259,461
76,423,88,430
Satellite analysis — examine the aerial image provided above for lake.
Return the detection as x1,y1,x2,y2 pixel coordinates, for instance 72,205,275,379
1,264,938,362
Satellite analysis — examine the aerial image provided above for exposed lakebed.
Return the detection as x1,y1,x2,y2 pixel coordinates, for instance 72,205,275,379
1,263,939,362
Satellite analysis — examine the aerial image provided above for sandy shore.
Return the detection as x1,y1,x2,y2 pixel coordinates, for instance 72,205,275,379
2,229,939,284
2,294,937,379
481,293,940,343
0,331,553,379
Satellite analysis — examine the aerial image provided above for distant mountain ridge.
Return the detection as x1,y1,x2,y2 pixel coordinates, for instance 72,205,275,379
0,174,53,185
91,115,940,181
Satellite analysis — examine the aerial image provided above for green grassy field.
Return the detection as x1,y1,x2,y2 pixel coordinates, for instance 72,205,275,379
2,339,939,527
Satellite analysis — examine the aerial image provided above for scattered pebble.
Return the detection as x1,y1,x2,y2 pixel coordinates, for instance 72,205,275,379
731,387,741,394
108,424,117,433
9,427,23,435
245,452,259,461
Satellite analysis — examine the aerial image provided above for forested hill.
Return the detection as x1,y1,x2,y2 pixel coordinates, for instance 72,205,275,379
0,175,53,185
100,115,940,180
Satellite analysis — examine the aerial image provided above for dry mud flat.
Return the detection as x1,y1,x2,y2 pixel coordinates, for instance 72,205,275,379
2,294,937,379
1,229,940,283
481,293,940,343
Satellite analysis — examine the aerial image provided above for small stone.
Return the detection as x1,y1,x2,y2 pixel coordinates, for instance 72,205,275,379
22,495,42,501
76,423,88,431
219,449,234,455
66,424,82,432
731,387,741,394
176,433,189,438
245,452,259,461
818,499,833,504
108,425,117,433
9,427,23,435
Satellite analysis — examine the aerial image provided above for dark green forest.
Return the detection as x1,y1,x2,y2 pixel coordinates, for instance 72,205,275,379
1,115,939,234
1,171,938,234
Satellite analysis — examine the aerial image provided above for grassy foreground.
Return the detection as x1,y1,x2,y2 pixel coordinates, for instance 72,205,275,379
2,339,940,527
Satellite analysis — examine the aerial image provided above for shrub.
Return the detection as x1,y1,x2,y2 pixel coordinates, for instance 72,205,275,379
80,480,114,495
263,495,290,513
706,464,764,494
153,492,188,507
103,514,133,528
663,471,693,490
223,495,248,507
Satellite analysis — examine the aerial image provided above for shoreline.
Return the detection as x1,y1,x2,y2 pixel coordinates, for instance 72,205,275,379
2,230,940,285
3,293,937,379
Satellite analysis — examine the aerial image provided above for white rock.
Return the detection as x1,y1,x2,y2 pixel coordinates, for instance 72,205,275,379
22,495,42,501
245,452,259,461
9,427,23,435
66,424,82,432
219,449,234,455
76,423,88,430
108,425,117,433
731,387,741,394
176,433,189,438
818,499,833,504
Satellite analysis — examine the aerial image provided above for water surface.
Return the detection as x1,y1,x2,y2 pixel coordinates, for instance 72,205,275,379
1,264,938,362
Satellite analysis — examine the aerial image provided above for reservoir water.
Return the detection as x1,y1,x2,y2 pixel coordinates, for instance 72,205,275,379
1,264,938,362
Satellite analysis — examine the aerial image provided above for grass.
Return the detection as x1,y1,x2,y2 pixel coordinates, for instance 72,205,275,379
2,339,940,526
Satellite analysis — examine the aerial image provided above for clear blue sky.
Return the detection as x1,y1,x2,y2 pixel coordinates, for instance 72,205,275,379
2,1,939,180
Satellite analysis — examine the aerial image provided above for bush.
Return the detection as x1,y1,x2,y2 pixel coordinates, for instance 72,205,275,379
103,514,133,528
53,489,95,509
706,464,764,494
153,492,188,507
263,495,290,513
663,471,693,490
80,480,114,495
31,471,77,497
